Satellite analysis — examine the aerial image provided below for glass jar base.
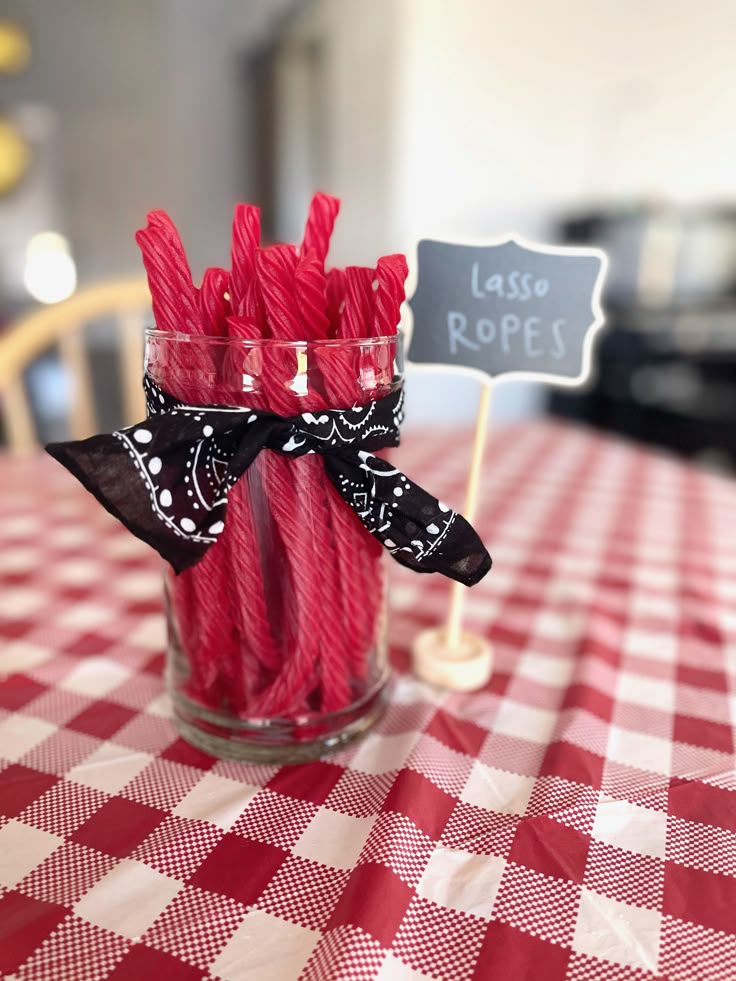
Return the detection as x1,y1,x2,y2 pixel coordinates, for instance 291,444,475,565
170,679,389,764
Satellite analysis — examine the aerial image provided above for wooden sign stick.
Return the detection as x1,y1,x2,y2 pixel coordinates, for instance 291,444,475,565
446,379,492,648
407,235,607,692
411,380,494,691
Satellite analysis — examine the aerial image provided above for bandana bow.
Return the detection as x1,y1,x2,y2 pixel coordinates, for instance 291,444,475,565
47,376,491,586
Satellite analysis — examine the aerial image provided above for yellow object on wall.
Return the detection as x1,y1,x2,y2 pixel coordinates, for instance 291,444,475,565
0,117,31,196
0,20,30,74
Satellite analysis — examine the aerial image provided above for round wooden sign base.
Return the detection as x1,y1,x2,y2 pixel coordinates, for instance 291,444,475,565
411,627,493,692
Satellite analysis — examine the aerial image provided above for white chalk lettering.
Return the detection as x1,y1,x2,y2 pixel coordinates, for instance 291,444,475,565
476,318,496,344
507,271,534,301
551,318,566,358
470,263,484,299
486,274,505,297
524,316,543,356
444,311,568,362
469,265,550,302
501,313,522,352
447,311,480,354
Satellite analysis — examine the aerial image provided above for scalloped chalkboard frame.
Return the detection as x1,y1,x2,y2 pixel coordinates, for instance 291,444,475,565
406,235,608,389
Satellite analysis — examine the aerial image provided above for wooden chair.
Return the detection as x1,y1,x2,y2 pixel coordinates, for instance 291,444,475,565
0,278,152,451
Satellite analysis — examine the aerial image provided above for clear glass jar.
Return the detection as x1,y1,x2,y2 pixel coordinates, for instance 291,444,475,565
145,329,404,763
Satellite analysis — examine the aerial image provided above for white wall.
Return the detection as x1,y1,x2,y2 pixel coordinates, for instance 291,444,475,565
391,0,736,425
2,0,169,285
278,0,401,265
156,0,297,277
2,0,296,286
393,0,736,235
282,0,736,426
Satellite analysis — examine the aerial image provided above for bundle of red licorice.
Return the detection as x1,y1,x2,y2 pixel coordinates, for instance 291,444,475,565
138,193,407,719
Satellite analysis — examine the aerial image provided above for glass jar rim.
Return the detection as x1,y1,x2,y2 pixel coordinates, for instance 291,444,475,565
144,327,403,350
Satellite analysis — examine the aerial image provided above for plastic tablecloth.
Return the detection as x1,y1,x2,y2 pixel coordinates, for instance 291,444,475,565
1,422,735,980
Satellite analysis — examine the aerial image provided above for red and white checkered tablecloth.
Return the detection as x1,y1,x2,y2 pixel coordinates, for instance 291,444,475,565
1,421,735,981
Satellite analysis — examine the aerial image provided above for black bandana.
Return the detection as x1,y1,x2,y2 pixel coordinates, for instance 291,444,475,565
46,376,491,586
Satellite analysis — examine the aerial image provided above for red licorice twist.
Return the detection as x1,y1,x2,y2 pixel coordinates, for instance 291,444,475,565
254,246,352,713
301,192,340,263
342,267,375,339
229,204,261,322
198,268,230,337
325,268,346,337
138,193,407,722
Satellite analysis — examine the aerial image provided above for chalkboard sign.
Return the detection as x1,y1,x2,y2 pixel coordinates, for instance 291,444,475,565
407,237,607,386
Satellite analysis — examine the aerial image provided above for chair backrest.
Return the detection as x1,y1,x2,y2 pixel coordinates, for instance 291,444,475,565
0,278,152,451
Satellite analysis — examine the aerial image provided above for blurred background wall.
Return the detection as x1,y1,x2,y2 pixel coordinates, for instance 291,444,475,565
0,0,295,284
1,0,735,458
275,0,736,424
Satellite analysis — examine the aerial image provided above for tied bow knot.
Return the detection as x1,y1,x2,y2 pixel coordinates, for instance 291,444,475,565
46,376,491,587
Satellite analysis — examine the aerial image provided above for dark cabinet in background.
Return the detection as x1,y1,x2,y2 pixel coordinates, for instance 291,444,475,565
550,207,736,470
